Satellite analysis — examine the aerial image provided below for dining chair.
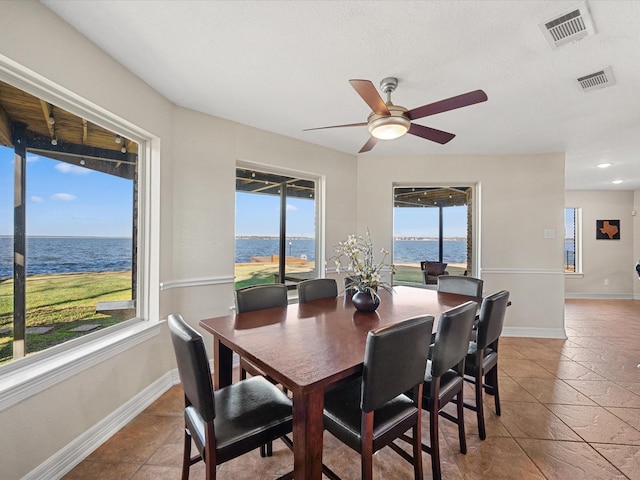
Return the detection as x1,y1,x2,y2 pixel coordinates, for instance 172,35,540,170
167,313,294,480
234,283,289,456
235,284,288,382
322,315,433,480
297,278,338,303
403,301,477,480
436,275,483,297
463,290,510,440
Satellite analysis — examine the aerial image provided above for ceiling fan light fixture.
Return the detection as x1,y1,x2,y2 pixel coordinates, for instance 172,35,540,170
368,114,410,140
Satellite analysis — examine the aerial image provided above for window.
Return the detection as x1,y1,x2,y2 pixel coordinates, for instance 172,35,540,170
393,186,473,286
565,207,581,273
0,80,139,365
235,166,317,289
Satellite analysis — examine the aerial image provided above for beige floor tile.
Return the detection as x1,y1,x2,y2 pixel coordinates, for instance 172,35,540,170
565,379,640,408
88,414,182,464
499,359,556,379
61,460,141,480
533,359,606,380
517,438,628,479
606,406,640,430
516,377,597,405
497,401,581,441
454,436,546,480
547,404,640,445
592,443,640,480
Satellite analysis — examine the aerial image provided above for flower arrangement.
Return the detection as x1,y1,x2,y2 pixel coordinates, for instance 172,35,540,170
331,230,394,296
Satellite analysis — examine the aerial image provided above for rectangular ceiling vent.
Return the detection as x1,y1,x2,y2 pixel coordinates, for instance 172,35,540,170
577,66,616,92
539,1,596,49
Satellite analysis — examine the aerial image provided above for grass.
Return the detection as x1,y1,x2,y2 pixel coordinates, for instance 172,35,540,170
0,271,133,364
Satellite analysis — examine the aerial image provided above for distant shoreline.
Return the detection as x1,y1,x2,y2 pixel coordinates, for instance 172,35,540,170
236,236,468,241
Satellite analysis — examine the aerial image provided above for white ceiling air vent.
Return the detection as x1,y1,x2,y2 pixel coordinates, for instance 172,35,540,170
539,1,596,49
577,66,616,92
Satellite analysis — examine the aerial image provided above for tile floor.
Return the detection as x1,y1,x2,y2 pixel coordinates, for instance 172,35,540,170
62,299,640,479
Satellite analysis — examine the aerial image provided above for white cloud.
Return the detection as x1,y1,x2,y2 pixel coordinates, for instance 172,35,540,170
26,154,39,163
55,163,90,175
52,193,77,201
30,196,43,203
286,204,298,211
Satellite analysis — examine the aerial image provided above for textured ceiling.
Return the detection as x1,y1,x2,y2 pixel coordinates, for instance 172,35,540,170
41,0,640,190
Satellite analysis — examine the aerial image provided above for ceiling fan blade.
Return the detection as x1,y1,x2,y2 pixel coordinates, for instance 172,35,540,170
359,137,378,153
349,79,390,116
303,122,367,132
407,90,488,121
408,123,456,145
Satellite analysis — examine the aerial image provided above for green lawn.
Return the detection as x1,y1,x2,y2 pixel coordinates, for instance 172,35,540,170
0,271,133,364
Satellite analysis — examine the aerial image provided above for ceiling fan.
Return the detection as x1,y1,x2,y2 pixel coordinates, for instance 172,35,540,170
304,77,488,153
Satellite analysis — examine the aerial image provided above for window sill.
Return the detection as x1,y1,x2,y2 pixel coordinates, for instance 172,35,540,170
565,272,584,279
0,319,162,413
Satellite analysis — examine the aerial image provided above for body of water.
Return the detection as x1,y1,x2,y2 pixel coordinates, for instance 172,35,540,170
0,236,132,278
235,238,469,265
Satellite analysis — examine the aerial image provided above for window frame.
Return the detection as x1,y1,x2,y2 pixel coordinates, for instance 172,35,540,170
0,53,160,411
564,207,583,275
235,160,325,287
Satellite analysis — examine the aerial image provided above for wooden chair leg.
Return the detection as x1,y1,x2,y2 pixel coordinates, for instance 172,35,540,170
182,429,192,480
456,392,467,454
475,369,487,440
428,399,441,480
411,421,423,480
488,366,501,416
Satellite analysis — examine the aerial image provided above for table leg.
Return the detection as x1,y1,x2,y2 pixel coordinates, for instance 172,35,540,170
293,388,324,480
213,337,233,389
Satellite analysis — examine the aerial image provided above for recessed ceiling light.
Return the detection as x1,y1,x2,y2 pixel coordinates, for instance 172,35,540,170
597,162,612,168
612,180,623,184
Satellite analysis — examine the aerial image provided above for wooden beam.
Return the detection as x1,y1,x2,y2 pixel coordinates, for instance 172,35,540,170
0,104,12,146
39,99,55,139
82,118,88,144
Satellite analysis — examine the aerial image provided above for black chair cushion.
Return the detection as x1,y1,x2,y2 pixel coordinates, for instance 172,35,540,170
324,377,418,453
423,360,464,405
464,343,497,375
186,376,293,464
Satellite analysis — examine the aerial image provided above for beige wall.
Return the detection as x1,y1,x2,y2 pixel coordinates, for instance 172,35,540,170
635,190,640,299
356,154,567,337
565,190,636,297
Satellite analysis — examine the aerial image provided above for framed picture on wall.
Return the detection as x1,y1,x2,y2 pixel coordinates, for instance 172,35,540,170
596,219,620,240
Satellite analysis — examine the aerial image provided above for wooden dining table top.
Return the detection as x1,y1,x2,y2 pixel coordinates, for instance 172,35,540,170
199,285,480,394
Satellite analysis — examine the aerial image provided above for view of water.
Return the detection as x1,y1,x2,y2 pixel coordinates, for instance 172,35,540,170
0,236,132,278
6,235,576,278
235,238,469,264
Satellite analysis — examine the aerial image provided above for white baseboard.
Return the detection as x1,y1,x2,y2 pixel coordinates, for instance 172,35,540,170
565,293,635,299
502,327,567,339
25,371,176,480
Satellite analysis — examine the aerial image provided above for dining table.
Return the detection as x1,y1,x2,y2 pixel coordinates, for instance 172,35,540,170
199,285,481,480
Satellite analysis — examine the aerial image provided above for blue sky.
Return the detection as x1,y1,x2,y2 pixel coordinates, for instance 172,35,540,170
236,190,468,238
1,146,133,237
2,143,467,238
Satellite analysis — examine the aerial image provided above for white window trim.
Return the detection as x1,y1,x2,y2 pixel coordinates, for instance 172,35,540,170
565,207,582,275
235,159,326,277
0,54,161,411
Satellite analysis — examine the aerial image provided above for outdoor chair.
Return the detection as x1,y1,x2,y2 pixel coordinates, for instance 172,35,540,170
167,313,293,480
402,301,477,480
437,275,483,297
464,290,510,440
322,315,433,480
421,261,449,285
297,278,338,303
